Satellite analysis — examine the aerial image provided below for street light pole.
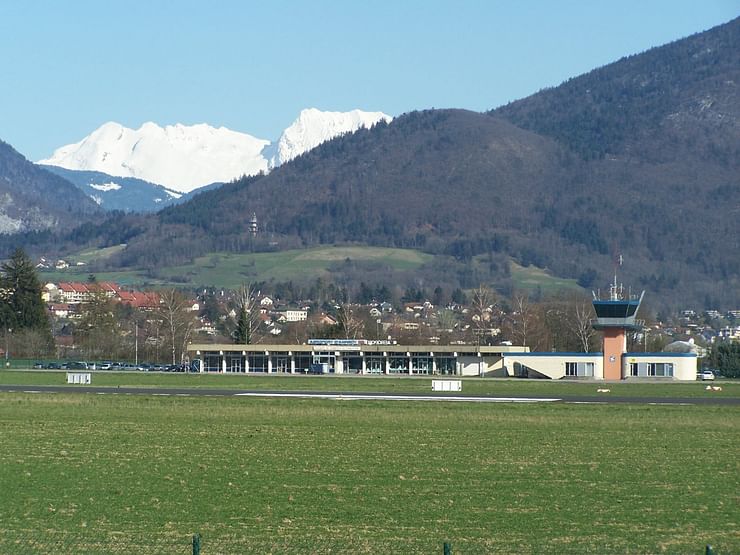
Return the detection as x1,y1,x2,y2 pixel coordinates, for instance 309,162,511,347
135,321,138,366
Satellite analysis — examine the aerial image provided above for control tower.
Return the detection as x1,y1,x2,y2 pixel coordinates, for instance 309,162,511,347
592,272,644,380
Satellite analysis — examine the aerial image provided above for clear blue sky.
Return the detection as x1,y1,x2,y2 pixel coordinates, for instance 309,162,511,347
1,0,737,161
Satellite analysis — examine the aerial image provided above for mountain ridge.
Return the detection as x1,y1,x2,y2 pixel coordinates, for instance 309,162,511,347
41,166,189,213
0,141,101,234
38,109,393,193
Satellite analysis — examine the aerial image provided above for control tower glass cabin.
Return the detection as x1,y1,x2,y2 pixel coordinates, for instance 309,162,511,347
592,279,644,380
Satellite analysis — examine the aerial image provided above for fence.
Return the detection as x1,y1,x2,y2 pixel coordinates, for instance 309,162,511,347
1,532,464,554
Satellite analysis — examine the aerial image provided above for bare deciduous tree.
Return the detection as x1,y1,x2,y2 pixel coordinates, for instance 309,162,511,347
510,293,533,347
467,285,502,346
158,289,195,364
337,303,364,339
233,283,262,345
567,296,595,352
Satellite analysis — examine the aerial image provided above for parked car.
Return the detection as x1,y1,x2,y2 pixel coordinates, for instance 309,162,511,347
32,362,44,369
697,370,715,381
68,361,88,370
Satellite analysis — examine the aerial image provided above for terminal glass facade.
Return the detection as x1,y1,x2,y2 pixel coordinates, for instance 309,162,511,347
366,356,384,374
389,356,409,374
629,362,674,377
411,353,432,375
565,361,595,377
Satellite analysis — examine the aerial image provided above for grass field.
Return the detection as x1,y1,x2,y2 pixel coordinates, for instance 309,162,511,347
508,261,581,293
158,246,435,288
39,245,579,293
39,246,436,290
2,370,740,400
74,245,127,263
0,392,737,553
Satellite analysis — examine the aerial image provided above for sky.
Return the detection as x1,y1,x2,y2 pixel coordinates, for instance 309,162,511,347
1,0,737,161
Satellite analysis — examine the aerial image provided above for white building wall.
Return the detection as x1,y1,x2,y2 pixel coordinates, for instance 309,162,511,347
458,356,488,376
285,310,308,322
622,354,697,380
502,353,697,381
502,354,603,380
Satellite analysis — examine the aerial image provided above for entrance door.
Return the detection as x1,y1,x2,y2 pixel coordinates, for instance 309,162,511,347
230,358,243,372
275,356,289,373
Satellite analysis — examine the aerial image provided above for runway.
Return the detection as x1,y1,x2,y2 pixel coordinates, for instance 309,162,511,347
0,384,737,405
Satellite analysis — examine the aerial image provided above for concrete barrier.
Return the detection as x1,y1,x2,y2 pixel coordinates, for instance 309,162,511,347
66,372,91,385
432,379,462,392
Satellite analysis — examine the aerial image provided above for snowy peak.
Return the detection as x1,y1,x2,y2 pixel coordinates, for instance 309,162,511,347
39,122,269,193
270,108,392,167
38,109,393,194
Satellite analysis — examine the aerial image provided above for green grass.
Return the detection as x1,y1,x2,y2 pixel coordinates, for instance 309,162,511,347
2,370,739,399
508,261,582,293
38,269,161,287
159,246,435,288
39,246,436,289
0,393,737,553
74,244,127,263
39,245,583,294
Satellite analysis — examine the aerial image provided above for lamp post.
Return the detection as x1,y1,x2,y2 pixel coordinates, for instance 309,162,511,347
134,321,139,366
5,327,11,367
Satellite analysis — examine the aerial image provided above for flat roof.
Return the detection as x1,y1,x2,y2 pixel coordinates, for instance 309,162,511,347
624,352,697,358
188,343,529,355
503,352,602,357
503,351,697,358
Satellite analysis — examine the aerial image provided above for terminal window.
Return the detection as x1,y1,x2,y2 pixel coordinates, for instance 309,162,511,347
565,361,594,377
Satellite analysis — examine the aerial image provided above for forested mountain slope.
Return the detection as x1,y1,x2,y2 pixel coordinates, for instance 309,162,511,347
493,16,740,163
0,141,100,234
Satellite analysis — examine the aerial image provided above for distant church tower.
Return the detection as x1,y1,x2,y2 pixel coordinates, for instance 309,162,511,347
249,213,258,236
591,259,644,380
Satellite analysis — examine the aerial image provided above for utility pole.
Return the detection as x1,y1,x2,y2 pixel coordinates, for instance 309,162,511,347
135,321,139,365
4,328,10,367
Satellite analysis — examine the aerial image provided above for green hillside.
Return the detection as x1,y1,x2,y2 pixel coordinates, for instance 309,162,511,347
508,262,581,293
40,246,436,289
38,245,578,295
159,246,435,288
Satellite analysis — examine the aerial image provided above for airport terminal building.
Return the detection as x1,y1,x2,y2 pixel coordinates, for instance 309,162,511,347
188,340,519,376
187,340,697,380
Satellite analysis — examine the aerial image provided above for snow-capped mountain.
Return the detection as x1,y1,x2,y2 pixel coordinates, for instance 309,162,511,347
268,108,393,168
39,122,269,193
39,109,392,194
